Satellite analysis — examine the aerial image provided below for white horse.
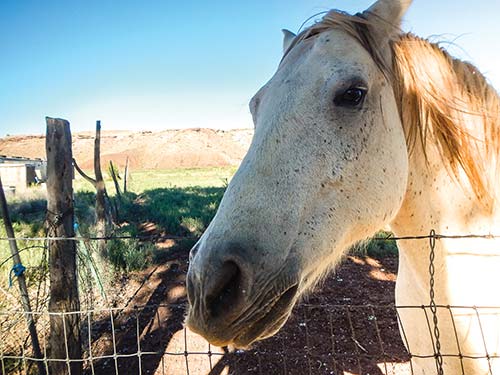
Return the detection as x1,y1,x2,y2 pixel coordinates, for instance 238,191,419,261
186,1,500,373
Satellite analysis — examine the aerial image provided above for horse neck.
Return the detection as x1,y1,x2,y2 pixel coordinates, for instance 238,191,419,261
389,141,500,306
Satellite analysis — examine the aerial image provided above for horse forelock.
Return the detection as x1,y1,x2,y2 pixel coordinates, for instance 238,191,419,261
286,10,500,212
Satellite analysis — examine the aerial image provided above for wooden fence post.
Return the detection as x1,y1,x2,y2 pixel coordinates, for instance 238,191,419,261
73,120,111,255
0,176,46,375
45,117,82,375
94,120,110,255
123,156,129,193
108,160,122,200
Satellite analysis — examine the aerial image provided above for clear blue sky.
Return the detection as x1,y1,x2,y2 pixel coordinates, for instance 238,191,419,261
1,0,499,136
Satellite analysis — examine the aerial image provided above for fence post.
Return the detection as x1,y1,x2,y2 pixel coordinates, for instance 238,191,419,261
0,176,46,375
45,117,82,375
108,160,122,201
94,120,111,255
123,156,129,193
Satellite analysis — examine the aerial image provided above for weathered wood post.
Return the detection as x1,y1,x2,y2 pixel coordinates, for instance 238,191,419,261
94,120,109,255
0,176,46,375
108,160,122,200
45,117,82,375
123,156,129,193
72,120,111,255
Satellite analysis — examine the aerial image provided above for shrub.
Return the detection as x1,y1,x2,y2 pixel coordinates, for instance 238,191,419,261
107,239,154,272
180,216,204,236
350,231,399,257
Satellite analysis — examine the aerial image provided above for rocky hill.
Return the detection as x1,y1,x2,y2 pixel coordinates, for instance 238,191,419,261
0,128,253,170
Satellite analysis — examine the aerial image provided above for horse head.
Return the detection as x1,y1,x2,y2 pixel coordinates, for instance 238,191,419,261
186,0,412,348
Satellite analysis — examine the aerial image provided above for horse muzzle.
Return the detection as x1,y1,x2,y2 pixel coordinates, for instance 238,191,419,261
185,241,300,347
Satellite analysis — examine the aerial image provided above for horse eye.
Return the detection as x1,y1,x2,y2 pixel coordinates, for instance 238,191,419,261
334,87,367,107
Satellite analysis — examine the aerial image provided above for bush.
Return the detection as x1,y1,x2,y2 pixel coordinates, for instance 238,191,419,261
180,216,204,236
108,239,154,272
350,231,399,257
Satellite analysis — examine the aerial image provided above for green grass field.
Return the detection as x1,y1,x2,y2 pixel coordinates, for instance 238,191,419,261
74,166,237,193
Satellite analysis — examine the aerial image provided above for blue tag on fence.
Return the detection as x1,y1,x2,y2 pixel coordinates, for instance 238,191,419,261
9,263,26,288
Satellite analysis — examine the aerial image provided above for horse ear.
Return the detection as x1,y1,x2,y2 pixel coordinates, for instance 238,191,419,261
363,0,412,39
282,29,296,54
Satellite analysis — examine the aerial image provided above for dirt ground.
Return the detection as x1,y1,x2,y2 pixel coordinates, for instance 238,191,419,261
84,245,410,375
0,128,253,170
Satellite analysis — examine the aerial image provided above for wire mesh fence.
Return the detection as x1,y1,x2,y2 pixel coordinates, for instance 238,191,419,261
1,303,409,375
1,233,500,374
2,303,500,375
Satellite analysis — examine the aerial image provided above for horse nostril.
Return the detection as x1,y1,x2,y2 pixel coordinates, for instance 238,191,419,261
205,261,242,319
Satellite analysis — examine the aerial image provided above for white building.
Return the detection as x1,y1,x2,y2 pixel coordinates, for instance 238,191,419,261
0,156,47,194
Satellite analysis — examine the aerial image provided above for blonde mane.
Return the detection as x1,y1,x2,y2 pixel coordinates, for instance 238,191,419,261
393,35,500,211
288,11,500,210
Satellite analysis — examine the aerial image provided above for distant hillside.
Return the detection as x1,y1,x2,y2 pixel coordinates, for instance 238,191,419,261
0,128,253,170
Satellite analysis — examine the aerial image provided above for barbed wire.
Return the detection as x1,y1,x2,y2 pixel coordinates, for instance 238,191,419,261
0,234,195,242
0,232,499,242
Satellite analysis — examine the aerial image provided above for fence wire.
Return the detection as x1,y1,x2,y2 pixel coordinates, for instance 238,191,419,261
1,233,500,374
1,232,500,242
2,304,500,375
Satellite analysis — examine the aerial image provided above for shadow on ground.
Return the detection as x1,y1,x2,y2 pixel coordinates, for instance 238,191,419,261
87,253,409,375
